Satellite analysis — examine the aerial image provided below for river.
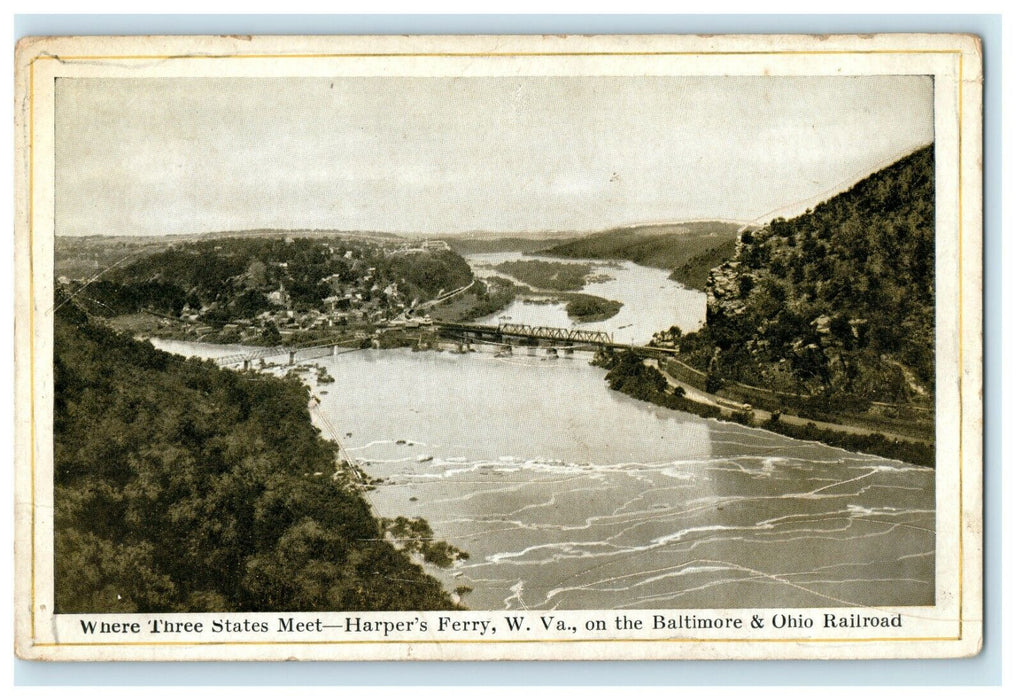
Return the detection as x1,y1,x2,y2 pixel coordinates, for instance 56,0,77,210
150,254,934,611
466,252,706,343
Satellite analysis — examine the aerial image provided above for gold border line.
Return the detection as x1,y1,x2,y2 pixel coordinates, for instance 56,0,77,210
27,47,967,652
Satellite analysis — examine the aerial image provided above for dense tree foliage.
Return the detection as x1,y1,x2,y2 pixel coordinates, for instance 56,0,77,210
53,299,458,613
493,259,595,291
597,350,933,467
668,238,738,289
687,145,935,404
73,279,188,317
562,293,623,322
81,237,473,323
603,350,668,401
445,236,559,255
538,221,742,288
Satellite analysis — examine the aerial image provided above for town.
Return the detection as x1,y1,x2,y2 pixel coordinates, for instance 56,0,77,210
56,234,473,347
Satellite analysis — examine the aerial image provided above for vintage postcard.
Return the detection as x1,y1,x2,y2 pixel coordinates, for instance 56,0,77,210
14,33,983,661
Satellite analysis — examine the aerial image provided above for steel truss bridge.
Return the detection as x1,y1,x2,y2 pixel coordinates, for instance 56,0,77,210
436,322,674,356
213,321,672,369
497,323,612,345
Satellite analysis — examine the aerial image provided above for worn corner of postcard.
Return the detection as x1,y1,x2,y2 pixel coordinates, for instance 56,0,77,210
14,32,983,662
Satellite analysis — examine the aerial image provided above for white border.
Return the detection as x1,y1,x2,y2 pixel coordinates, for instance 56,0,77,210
13,33,984,661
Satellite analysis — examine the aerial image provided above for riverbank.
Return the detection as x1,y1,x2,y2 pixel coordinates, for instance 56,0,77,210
55,306,463,613
595,349,934,467
147,337,934,610
426,275,623,324
114,309,440,354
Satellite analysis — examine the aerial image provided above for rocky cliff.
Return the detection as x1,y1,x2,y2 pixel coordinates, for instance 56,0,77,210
693,145,935,404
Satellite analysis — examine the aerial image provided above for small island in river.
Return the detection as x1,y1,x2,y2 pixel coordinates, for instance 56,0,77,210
563,293,623,322
484,258,624,323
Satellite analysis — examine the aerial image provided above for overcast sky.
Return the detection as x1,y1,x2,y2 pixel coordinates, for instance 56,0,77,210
55,75,933,237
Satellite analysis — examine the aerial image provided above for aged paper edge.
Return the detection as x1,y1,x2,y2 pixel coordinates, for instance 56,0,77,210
13,32,984,662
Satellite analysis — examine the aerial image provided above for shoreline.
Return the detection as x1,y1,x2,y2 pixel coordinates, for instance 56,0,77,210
54,308,463,613
148,329,934,468
595,349,934,468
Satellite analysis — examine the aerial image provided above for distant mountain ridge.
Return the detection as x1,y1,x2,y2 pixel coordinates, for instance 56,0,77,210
536,220,745,289
194,228,404,240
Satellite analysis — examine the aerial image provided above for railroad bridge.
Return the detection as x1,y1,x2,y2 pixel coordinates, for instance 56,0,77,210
495,322,610,345
213,321,672,368
214,335,366,368
436,322,673,357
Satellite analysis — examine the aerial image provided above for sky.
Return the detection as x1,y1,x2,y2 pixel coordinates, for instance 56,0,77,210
55,75,934,237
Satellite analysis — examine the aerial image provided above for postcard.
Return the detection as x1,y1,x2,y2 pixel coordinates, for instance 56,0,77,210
13,33,983,661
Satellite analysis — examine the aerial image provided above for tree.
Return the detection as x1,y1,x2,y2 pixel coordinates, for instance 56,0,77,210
53,308,460,613
261,321,282,345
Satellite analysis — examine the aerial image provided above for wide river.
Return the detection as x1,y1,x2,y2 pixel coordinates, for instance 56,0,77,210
151,254,934,611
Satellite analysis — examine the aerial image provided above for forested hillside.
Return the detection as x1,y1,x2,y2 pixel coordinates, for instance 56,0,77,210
680,145,935,405
538,221,743,289
445,236,569,255
53,298,459,613
76,237,473,322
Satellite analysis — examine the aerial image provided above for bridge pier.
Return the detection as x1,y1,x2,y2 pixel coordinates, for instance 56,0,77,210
564,347,574,357
288,350,296,365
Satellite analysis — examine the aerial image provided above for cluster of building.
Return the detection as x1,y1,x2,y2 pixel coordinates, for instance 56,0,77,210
177,241,444,342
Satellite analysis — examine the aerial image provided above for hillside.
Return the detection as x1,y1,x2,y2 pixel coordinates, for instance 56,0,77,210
445,236,572,255
680,145,935,405
54,230,405,280
668,237,740,289
103,237,472,314
53,298,460,613
63,236,474,345
537,221,744,288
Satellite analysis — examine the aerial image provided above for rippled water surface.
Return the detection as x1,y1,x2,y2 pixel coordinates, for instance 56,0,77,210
151,254,933,611
312,349,934,610
153,337,935,611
